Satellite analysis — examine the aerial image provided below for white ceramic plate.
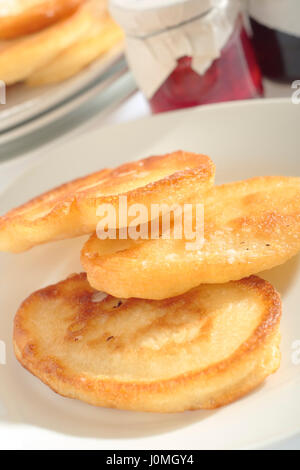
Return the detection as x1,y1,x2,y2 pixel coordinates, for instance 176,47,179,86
0,98,299,450
0,44,124,133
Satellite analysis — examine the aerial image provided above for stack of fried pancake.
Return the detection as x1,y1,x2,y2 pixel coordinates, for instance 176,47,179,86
1,150,300,413
0,0,124,86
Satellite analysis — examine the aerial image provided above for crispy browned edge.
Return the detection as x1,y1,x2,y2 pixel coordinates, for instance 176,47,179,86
13,274,282,409
0,0,87,40
0,152,215,228
0,168,108,223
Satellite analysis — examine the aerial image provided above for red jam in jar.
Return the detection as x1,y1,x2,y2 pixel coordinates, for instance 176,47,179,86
150,16,263,113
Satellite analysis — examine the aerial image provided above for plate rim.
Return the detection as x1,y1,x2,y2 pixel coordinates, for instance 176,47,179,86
0,44,124,133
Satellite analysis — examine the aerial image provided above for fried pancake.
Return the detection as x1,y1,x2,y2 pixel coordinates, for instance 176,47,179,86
26,15,124,85
0,152,215,253
13,273,281,413
82,176,300,299
0,1,99,85
0,0,87,40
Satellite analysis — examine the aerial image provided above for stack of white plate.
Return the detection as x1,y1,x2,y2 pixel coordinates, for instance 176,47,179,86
0,44,130,146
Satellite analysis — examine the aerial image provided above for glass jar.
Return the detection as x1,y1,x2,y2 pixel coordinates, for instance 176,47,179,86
110,0,263,113
248,0,300,83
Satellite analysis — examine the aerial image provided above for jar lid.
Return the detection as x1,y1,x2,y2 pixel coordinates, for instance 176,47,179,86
110,0,225,36
109,0,238,99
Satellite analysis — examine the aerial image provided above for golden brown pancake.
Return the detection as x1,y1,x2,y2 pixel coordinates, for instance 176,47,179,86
0,151,215,252
0,0,87,40
13,273,281,413
26,14,124,85
0,2,95,85
82,176,300,299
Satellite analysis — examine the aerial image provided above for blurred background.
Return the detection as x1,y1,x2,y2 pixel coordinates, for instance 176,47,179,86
0,0,298,210
0,0,298,193
0,0,298,155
